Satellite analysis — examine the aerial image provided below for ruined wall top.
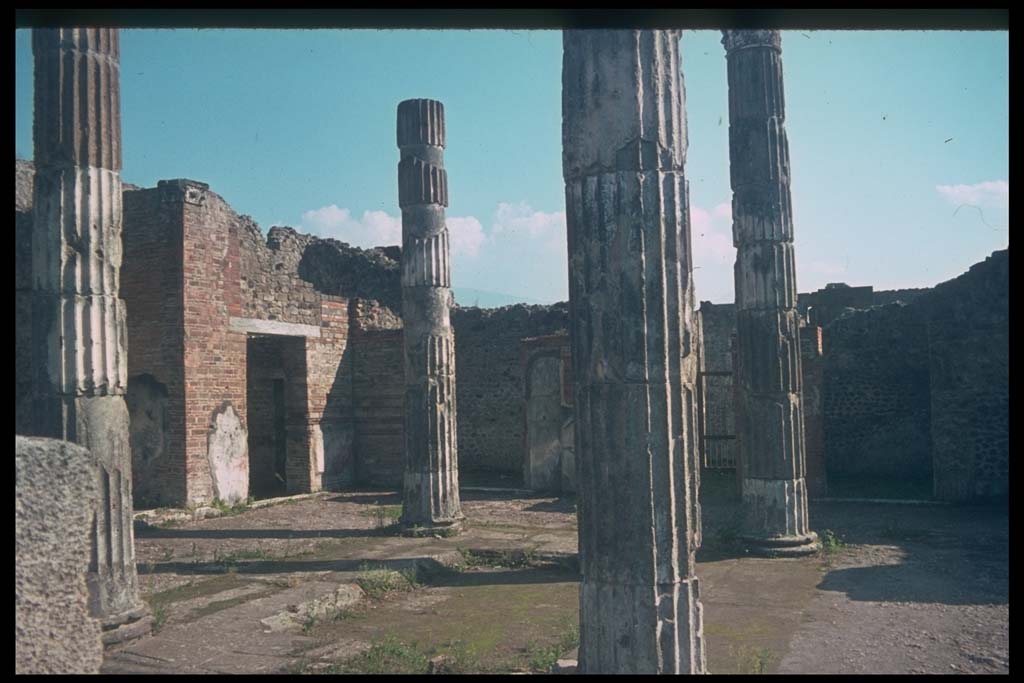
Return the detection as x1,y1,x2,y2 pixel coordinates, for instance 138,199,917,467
562,30,686,179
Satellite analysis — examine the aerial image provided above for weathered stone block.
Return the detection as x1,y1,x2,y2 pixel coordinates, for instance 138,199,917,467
16,436,103,674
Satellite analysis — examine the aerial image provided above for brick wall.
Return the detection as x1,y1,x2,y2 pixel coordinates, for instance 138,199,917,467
800,324,827,497
122,186,188,507
351,323,405,487
306,298,355,489
179,182,248,505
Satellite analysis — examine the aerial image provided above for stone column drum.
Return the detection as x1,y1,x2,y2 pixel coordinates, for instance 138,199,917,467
563,30,706,674
723,30,819,556
396,99,464,535
31,28,153,643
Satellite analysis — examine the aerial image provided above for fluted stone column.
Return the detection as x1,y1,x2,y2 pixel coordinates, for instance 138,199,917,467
723,30,819,557
31,28,153,643
396,99,464,536
563,31,706,674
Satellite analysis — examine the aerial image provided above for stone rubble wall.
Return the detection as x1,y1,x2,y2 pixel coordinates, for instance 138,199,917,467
696,248,1007,502
697,302,737,469
452,303,570,475
822,302,933,482
918,250,1008,501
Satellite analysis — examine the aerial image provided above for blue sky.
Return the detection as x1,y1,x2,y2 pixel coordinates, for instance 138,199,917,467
15,29,1008,305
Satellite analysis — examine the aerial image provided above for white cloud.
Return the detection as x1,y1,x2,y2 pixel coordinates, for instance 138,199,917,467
301,205,486,259
447,216,485,258
491,201,567,250
297,199,746,305
711,201,732,221
690,201,736,304
456,202,568,303
691,203,735,262
936,180,1009,208
300,205,402,248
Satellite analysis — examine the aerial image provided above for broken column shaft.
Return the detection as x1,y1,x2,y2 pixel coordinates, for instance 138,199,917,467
31,28,152,643
723,30,819,556
563,30,706,674
396,99,464,536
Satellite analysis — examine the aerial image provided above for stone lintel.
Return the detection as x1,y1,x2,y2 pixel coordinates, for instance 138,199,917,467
228,317,321,338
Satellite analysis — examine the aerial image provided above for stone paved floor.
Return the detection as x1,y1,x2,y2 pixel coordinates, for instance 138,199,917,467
103,484,1008,674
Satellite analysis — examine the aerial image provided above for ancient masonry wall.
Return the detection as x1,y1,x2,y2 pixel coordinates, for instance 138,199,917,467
350,300,405,487
241,225,334,326
307,298,355,491
799,324,827,497
452,303,570,475
697,302,737,469
521,333,575,492
919,249,1008,501
697,249,1007,502
180,184,248,504
122,186,187,507
822,302,933,484
121,179,369,505
344,302,572,488
20,157,613,496
239,223,357,494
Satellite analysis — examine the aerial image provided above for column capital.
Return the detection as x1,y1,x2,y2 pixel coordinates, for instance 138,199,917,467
397,99,446,149
722,29,782,53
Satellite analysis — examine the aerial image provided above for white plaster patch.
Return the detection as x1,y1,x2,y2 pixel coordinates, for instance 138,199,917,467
207,403,249,504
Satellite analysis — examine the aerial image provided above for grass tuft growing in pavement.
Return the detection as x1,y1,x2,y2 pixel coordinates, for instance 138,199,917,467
355,565,419,600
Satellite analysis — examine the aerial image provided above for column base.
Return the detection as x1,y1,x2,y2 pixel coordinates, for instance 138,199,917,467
100,605,153,646
579,577,706,674
740,531,820,558
399,518,464,538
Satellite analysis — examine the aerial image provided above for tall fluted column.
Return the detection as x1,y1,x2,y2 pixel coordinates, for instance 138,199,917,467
31,28,152,643
396,99,464,536
563,31,706,674
723,30,819,557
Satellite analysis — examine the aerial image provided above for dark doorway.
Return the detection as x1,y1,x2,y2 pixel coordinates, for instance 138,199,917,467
247,334,306,499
